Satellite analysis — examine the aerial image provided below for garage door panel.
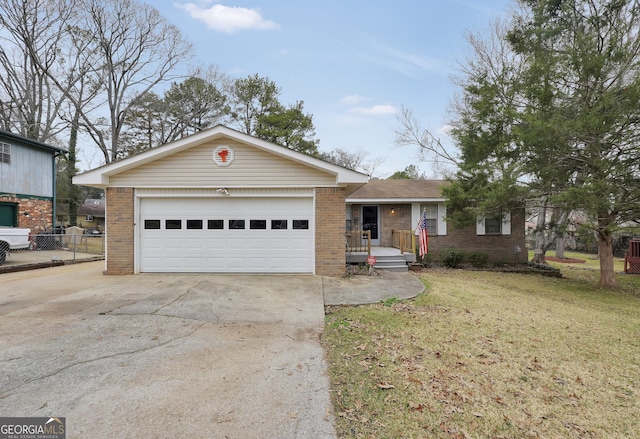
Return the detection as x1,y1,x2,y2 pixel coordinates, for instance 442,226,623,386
140,197,314,273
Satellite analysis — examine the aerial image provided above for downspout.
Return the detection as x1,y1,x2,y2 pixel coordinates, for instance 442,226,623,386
52,150,65,230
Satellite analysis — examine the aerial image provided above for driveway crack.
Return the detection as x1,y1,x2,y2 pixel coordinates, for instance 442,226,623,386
151,282,205,315
0,322,206,399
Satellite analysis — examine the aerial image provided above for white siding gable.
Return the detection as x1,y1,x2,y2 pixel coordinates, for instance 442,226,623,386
109,139,336,188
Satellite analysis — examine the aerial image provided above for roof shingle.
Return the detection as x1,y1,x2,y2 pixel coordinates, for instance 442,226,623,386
347,179,447,200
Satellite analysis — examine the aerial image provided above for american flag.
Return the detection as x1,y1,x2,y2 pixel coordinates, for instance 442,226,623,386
419,210,429,257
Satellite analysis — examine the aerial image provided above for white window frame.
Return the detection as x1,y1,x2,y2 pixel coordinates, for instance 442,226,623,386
477,211,511,236
412,202,447,236
0,142,10,164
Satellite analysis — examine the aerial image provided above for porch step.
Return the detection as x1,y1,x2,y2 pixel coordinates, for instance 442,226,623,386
373,255,408,272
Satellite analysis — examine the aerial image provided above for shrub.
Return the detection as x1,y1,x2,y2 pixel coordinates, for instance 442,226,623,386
439,247,465,268
468,251,489,268
416,252,433,267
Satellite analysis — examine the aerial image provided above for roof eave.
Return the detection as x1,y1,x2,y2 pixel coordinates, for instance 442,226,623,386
73,125,369,187
347,198,447,203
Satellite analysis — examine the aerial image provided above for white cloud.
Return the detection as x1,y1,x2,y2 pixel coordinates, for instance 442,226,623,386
338,95,368,105
358,35,448,78
349,105,398,115
176,3,280,34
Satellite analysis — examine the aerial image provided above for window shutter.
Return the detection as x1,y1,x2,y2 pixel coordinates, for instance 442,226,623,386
438,203,447,235
502,211,511,235
476,216,485,235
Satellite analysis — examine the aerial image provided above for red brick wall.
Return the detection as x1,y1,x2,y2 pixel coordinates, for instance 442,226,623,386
105,187,134,274
380,204,412,246
427,209,527,263
316,187,346,276
349,203,527,263
1,196,52,234
349,204,413,247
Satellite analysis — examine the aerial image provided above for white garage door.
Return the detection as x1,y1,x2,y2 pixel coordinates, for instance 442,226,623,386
139,197,314,273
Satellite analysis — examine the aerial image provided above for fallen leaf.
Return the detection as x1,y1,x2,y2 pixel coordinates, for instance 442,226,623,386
377,382,395,389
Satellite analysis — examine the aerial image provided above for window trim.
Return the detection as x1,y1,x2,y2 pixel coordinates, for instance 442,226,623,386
292,219,309,230
477,211,511,236
0,142,10,164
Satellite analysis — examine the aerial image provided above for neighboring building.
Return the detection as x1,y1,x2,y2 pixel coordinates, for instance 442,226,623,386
0,130,66,233
76,198,105,231
73,125,368,276
56,199,106,231
347,179,527,264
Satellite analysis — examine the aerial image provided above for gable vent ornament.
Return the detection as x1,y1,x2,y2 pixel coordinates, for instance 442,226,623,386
213,145,234,167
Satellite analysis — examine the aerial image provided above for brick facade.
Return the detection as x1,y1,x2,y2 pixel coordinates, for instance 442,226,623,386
380,205,411,247
350,203,528,264
427,209,527,263
315,187,346,276
104,187,349,276
105,187,134,274
0,195,52,234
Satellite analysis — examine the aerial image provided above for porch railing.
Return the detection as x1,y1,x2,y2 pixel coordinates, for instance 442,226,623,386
392,229,415,254
345,230,371,255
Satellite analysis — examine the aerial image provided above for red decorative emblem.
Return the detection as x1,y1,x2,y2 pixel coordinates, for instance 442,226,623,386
213,145,234,167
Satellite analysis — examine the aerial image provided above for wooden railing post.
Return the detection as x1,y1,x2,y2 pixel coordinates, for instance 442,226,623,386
365,230,371,255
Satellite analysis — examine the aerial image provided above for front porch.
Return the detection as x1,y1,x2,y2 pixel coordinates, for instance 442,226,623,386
346,229,417,271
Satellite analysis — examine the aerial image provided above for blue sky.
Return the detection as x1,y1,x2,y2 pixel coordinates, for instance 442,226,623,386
153,0,513,178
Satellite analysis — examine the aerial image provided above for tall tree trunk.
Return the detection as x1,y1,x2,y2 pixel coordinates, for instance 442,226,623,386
555,235,565,259
532,203,548,263
597,230,616,288
67,111,80,226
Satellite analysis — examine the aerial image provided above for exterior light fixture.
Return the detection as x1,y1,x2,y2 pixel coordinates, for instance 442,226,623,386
390,207,396,215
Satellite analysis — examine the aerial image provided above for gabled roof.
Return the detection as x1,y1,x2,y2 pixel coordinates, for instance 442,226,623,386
0,130,67,154
73,125,368,189
347,179,448,203
77,199,106,217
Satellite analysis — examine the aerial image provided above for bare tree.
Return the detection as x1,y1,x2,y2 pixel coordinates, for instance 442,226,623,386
0,0,76,141
75,0,193,163
395,106,459,171
319,147,383,176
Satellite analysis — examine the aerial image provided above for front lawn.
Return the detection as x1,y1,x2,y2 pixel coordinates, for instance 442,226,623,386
324,267,640,438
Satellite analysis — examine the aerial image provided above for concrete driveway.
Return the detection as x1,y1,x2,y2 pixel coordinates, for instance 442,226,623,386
0,262,336,438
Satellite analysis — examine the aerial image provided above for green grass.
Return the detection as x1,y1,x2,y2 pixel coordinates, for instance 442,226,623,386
324,266,640,438
528,249,625,272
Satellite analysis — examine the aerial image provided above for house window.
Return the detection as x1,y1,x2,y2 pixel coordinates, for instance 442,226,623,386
186,220,203,229
250,220,267,229
0,142,10,164
166,219,182,229
419,204,438,235
208,220,224,229
292,220,309,230
86,215,94,222
271,220,288,230
477,211,511,236
144,220,161,229
484,214,502,234
229,219,245,229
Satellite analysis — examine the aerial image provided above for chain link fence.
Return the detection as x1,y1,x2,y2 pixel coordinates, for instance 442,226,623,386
0,232,105,272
